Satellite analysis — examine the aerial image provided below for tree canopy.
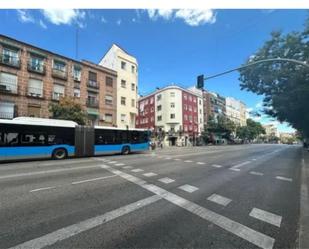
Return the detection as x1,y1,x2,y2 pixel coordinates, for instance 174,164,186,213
238,17,309,138
236,118,265,142
49,97,87,125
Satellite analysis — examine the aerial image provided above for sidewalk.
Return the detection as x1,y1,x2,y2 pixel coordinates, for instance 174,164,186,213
299,148,309,249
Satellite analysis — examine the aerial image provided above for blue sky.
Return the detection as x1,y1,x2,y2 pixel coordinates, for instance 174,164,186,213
0,9,307,132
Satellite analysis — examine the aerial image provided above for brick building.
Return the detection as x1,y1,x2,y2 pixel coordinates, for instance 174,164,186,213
136,85,203,146
0,34,117,126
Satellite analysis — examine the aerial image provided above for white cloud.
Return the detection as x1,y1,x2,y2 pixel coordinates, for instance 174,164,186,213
175,9,216,26
246,107,253,113
41,9,85,27
116,19,122,25
145,9,216,26
17,9,34,23
39,19,47,29
255,101,263,108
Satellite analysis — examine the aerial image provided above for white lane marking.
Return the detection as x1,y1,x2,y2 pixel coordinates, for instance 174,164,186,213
212,164,222,168
249,208,282,227
196,162,205,165
101,165,275,249
71,175,116,185
178,184,199,193
184,160,193,163
143,172,158,177
123,166,133,169
131,169,144,173
108,161,117,164
115,163,125,166
252,158,257,161
158,177,175,184
230,161,251,170
165,157,172,160
30,186,56,193
174,158,181,161
0,165,99,180
9,195,161,249
276,176,292,182
207,194,231,206
250,171,264,176
229,168,240,172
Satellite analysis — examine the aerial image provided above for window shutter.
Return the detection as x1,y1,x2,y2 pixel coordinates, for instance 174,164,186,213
28,79,43,95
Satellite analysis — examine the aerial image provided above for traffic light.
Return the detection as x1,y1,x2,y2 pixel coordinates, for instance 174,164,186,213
197,75,204,89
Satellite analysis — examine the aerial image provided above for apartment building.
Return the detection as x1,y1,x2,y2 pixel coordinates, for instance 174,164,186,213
136,85,204,146
0,34,117,126
99,44,138,128
225,97,247,126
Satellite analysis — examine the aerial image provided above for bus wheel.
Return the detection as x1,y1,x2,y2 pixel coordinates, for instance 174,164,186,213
52,148,67,160
122,146,130,155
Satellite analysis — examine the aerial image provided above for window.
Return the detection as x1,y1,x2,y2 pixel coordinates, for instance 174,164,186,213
193,97,197,103
131,83,135,91
189,95,192,101
53,60,66,72
105,95,113,105
87,93,98,107
88,71,98,88
184,94,187,100
131,99,135,107
157,115,162,121
157,94,162,101
29,56,44,73
194,107,197,112
74,88,80,98
150,117,154,122
20,133,46,146
0,101,14,119
73,65,81,81
104,113,113,123
53,84,65,100
189,115,193,122
131,65,135,73
28,79,43,97
157,105,162,111
2,47,19,66
189,106,192,111
121,114,126,122
170,102,175,108
106,76,113,87
121,80,126,88
121,61,126,70
28,106,41,117
184,125,188,132
170,114,175,119
151,107,154,112
199,99,202,105
0,72,17,93
145,99,149,105
184,114,188,121
121,97,126,106
184,104,187,111
150,97,154,104
170,92,175,97
199,109,202,114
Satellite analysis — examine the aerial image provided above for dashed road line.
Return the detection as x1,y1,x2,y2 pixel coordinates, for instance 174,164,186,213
131,169,144,173
276,176,293,182
249,208,282,227
101,165,275,249
196,162,205,165
30,186,56,193
143,172,158,177
108,161,117,164
230,161,251,170
8,195,161,249
178,184,199,193
173,158,181,161
165,157,172,160
229,168,241,172
250,171,264,176
71,175,116,185
158,177,175,184
211,164,222,168
122,166,133,169
115,163,125,166
184,160,193,163
207,194,231,206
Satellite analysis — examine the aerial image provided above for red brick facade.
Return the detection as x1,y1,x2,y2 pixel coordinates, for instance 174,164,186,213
136,94,155,129
182,91,198,134
0,34,117,126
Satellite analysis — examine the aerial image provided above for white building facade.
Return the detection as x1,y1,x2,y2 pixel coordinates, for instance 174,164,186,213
225,97,247,126
99,44,138,128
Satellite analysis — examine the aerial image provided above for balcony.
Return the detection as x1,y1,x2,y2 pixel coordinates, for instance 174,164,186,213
87,79,99,89
0,83,18,94
0,54,20,68
27,87,43,98
52,92,64,101
86,99,99,108
27,62,46,75
52,68,67,80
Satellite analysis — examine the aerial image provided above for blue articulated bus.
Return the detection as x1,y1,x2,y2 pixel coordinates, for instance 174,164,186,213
0,117,150,162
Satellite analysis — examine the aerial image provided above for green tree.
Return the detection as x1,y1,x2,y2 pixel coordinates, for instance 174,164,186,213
238,17,309,138
236,119,265,142
49,97,87,125
206,115,236,141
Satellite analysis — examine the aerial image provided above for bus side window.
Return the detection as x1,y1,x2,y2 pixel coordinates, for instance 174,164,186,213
0,132,4,146
48,135,63,145
21,133,46,146
5,133,19,146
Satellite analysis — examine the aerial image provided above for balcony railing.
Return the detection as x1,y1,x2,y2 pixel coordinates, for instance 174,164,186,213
27,87,43,98
86,99,99,108
87,79,99,89
27,62,46,75
52,68,67,80
0,82,18,94
0,54,20,68
0,111,14,119
52,92,64,101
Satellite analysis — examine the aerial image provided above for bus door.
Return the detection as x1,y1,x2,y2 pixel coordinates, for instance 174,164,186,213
75,125,94,157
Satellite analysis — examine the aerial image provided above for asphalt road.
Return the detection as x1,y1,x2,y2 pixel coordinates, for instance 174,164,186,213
0,144,304,249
